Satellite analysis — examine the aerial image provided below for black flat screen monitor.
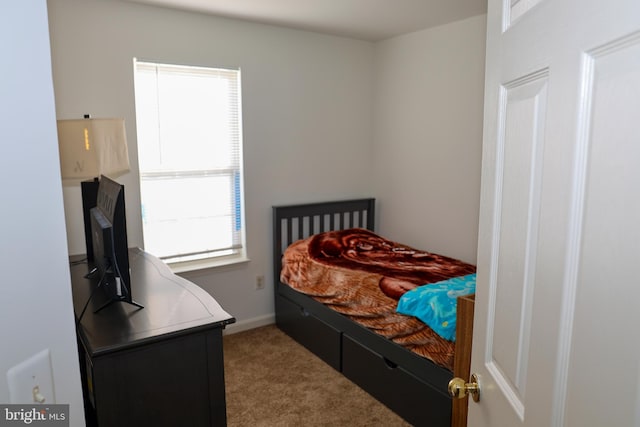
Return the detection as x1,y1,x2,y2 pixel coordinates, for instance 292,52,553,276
89,175,141,311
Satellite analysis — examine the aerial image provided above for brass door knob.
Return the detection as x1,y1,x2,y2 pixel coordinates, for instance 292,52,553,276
448,373,480,402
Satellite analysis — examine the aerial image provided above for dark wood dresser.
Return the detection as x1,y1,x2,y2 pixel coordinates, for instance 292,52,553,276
70,248,235,426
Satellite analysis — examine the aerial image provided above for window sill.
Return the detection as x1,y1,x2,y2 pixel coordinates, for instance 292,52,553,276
167,255,250,274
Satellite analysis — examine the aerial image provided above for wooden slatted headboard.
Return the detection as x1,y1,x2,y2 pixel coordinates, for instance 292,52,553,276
272,198,375,289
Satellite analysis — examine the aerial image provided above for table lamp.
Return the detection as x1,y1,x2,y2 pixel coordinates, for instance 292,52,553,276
57,116,131,260
57,115,130,180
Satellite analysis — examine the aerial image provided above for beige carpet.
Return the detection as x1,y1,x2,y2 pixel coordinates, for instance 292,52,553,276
223,324,412,427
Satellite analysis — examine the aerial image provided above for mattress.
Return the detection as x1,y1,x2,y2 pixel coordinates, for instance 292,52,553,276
279,228,476,371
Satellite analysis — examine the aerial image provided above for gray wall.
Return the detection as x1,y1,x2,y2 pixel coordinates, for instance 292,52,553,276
373,15,486,264
0,1,84,424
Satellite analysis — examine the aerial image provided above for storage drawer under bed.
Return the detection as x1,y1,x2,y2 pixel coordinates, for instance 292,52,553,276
275,293,341,370
342,334,452,426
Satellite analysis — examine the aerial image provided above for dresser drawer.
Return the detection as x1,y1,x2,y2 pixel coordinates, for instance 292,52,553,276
342,334,451,426
275,294,341,370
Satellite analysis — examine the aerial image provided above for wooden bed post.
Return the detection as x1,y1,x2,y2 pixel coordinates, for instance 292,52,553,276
452,294,475,427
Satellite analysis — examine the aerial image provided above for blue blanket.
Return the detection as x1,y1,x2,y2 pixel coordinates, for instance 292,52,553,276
396,274,476,341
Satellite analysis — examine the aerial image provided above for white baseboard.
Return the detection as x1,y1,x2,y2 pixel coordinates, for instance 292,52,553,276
222,313,275,335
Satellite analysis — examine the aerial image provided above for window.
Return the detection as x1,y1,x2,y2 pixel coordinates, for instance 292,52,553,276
133,60,245,267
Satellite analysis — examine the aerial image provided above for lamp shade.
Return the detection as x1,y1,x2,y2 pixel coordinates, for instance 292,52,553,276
57,118,130,179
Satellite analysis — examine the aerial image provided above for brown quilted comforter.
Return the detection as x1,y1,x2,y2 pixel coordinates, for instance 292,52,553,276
280,228,476,371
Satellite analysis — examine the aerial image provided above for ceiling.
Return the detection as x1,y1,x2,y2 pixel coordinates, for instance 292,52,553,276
122,0,487,41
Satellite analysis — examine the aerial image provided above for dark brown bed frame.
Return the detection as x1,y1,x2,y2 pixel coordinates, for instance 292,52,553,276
272,198,474,426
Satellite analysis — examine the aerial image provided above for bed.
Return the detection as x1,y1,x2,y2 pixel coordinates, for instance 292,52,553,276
272,198,476,426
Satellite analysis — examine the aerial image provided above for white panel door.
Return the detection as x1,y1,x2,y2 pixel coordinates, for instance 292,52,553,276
470,0,640,426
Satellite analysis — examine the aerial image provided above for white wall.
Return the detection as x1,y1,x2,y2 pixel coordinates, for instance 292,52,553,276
373,15,486,264
47,0,375,330
0,1,85,425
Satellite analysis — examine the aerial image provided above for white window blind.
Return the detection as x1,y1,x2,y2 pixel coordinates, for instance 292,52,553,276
133,60,244,264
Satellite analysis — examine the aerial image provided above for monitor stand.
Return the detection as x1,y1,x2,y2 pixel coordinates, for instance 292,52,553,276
93,276,144,313
94,295,144,313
